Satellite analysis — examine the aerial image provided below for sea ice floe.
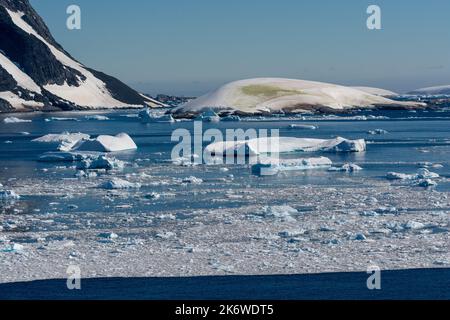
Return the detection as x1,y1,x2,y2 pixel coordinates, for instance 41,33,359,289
33,132,90,151
1,243,24,253
73,133,137,152
45,117,78,122
206,136,366,157
403,221,426,230
416,168,440,179
251,157,332,176
100,178,141,190
3,117,31,123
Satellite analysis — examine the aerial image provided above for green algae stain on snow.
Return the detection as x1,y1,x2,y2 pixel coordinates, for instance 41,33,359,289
241,85,303,99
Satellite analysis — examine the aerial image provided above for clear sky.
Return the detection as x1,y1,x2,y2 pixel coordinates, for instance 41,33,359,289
30,0,450,96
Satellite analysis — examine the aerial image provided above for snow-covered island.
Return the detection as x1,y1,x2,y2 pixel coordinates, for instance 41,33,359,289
173,78,425,117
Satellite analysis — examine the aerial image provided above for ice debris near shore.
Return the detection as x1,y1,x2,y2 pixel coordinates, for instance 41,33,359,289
100,178,141,190
33,132,90,152
3,117,31,123
139,107,175,123
73,133,137,152
206,136,366,156
252,157,332,176
195,108,221,122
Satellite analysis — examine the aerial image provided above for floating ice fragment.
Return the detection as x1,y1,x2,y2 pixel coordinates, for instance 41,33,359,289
3,117,31,123
182,176,203,184
367,129,388,135
386,172,416,180
416,168,439,179
85,115,109,121
288,124,317,130
139,107,175,123
100,178,141,190
77,155,124,170
416,179,437,188
403,221,425,230
328,163,363,172
256,205,298,222
221,115,241,122
352,233,367,241
0,189,20,201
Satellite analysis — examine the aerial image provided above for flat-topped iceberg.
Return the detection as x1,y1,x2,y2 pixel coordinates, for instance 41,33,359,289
252,156,332,176
73,133,137,152
33,132,90,152
206,136,366,156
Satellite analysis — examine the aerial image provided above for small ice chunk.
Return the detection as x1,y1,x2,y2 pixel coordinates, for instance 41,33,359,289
288,124,317,130
252,157,332,176
0,189,20,201
367,129,388,135
85,115,109,121
221,115,241,122
182,176,203,184
416,168,439,179
195,109,220,122
156,232,176,239
257,205,298,222
3,117,31,123
352,233,367,241
329,163,362,172
416,179,437,187
139,107,175,123
403,221,425,230
386,172,416,180
100,178,141,190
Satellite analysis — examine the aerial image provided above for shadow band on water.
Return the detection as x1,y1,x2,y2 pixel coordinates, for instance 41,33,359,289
0,268,449,300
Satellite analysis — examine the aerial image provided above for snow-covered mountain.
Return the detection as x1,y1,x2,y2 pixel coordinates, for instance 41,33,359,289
0,0,164,112
408,85,450,96
174,78,424,116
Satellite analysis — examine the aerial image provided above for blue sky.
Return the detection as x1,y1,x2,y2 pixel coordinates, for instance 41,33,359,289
30,0,450,96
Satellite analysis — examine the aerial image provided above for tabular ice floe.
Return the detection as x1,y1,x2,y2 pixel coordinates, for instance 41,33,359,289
206,136,366,157
139,107,175,123
100,178,141,190
3,117,32,123
252,157,332,176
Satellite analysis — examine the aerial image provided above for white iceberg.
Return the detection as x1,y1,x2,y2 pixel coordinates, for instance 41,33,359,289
206,136,366,157
38,151,95,162
416,179,437,188
386,169,439,181
255,205,298,222
100,178,141,190
73,133,137,152
182,176,203,184
3,117,32,123
416,168,440,179
33,132,90,152
367,129,389,135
